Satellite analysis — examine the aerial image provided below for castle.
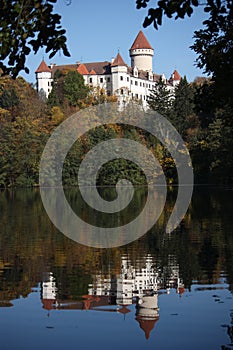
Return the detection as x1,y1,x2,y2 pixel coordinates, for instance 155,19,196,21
41,254,185,339
35,30,181,109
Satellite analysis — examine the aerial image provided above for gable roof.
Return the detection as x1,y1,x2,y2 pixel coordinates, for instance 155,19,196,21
50,61,111,77
77,63,89,75
83,61,111,75
130,30,153,50
111,53,127,67
35,60,51,73
89,69,96,75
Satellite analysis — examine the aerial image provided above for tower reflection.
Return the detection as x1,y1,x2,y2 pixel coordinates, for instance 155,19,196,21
40,254,185,339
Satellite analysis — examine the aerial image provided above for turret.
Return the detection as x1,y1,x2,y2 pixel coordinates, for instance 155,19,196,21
129,31,154,72
169,69,181,86
35,60,52,97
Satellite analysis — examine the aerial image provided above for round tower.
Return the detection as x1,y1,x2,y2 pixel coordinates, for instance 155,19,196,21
129,30,154,72
35,60,52,97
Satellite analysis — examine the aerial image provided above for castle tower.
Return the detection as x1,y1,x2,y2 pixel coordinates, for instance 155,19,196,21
111,53,130,109
129,30,154,72
35,60,52,97
135,294,159,339
168,69,181,86
41,272,57,316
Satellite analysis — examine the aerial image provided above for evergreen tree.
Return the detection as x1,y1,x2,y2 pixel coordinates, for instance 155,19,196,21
171,76,195,137
147,77,172,117
193,79,216,128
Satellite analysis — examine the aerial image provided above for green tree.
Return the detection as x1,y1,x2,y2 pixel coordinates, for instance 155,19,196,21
192,78,216,128
63,70,89,106
0,0,70,77
136,0,233,105
171,76,195,137
206,109,233,183
0,88,19,120
147,77,172,117
191,1,233,105
48,69,89,108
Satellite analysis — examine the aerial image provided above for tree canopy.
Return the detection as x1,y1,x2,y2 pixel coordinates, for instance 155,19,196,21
136,0,233,104
0,0,70,77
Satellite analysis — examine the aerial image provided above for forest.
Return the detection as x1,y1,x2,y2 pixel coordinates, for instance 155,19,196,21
0,67,232,188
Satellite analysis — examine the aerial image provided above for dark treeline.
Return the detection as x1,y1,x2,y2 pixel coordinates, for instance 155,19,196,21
0,70,232,187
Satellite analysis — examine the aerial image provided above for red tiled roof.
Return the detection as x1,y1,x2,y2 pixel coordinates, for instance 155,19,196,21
42,298,54,311
111,53,127,67
178,287,185,295
117,305,131,315
171,69,181,81
50,61,111,77
130,30,153,50
136,316,159,339
89,69,96,75
77,63,89,75
35,60,52,73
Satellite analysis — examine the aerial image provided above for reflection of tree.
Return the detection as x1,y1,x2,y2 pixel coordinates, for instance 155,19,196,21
0,187,233,306
198,237,219,283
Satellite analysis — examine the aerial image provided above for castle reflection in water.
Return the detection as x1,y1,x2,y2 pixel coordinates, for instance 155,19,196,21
41,254,185,339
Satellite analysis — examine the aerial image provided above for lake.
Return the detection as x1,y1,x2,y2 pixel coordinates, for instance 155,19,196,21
0,186,232,350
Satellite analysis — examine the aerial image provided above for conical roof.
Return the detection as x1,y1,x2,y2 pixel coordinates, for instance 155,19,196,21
111,53,127,67
35,60,51,73
171,69,181,81
136,316,159,339
130,30,153,50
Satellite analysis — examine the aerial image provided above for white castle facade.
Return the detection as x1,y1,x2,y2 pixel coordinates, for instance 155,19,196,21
35,31,181,109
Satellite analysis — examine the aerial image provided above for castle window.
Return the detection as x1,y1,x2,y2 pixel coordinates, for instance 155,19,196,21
127,77,129,82
131,80,133,84
89,77,93,83
135,93,138,99
100,78,103,83
120,89,124,95
135,81,138,86
120,76,123,81
140,82,142,87
143,83,145,87
107,77,111,82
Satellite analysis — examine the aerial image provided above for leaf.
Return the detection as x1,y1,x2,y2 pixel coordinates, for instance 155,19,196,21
0,0,70,77
191,0,198,6
204,6,212,12
187,6,193,17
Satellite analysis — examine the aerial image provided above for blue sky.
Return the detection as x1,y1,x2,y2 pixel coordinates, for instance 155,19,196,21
22,0,209,84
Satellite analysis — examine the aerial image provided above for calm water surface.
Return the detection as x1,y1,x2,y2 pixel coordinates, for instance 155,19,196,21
0,186,232,350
